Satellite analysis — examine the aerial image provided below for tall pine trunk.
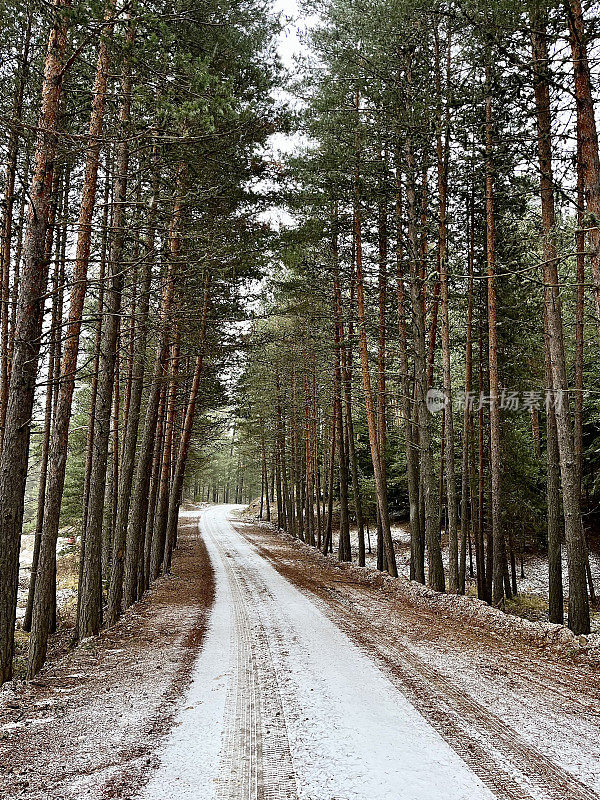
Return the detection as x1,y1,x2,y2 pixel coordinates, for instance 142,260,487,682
124,163,184,600
107,153,158,624
485,60,505,608
435,24,458,591
459,189,475,595
566,0,600,340
405,124,444,592
341,255,365,565
531,5,589,633
163,278,210,572
0,14,32,451
353,93,397,577
28,1,116,675
332,206,351,561
77,26,133,639
148,331,180,583
395,160,424,583
0,0,70,684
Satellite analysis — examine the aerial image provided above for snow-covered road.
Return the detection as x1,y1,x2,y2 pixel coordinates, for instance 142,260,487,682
141,505,495,800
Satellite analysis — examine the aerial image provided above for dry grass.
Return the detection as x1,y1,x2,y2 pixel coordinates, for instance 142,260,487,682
55,549,79,591
505,592,549,621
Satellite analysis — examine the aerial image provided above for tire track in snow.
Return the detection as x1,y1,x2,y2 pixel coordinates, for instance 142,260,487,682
207,508,497,800
204,513,298,800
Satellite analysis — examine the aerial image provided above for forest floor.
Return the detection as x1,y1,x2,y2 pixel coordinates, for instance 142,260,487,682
245,496,600,630
3,504,600,800
0,509,215,800
245,500,600,631
351,524,600,628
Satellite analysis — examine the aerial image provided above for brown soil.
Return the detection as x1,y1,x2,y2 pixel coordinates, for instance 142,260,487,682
0,511,214,800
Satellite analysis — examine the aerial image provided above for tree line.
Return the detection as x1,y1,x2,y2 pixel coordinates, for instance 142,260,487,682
0,0,278,684
220,0,600,636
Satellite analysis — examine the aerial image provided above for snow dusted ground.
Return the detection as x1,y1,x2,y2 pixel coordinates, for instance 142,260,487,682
142,505,495,800
1,511,216,800
517,549,600,597
16,532,77,621
343,522,600,626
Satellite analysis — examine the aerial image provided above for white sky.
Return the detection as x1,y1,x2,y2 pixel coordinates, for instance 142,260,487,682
273,0,304,70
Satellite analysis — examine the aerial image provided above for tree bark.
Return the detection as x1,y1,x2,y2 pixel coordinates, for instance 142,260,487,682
435,24,458,591
77,24,133,640
545,312,564,625
28,3,116,674
531,5,589,633
395,159,424,583
459,188,475,595
143,383,167,589
82,161,111,540
353,93,397,577
332,205,351,561
341,251,365,565
566,0,600,340
22,191,62,633
124,163,184,601
0,0,70,685
107,152,158,624
405,121,444,592
163,278,210,573
148,331,180,584
485,60,506,608
0,14,32,452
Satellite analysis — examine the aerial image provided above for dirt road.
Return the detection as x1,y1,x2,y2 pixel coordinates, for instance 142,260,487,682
3,504,599,800
143,505,600,800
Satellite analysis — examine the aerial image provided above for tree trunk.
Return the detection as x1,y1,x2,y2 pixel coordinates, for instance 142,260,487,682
459,189,475,595
0,0,70,685
566,0,600,340
341,252,365,565
82,161,111,540
545,315,564,625
435,24,458,591
143,384,167,589
323,407,336,554
531,5,589,633
405,111,444,591
22,189,62,633
163,279,210,573
77,26,133,640
125,163,184,600
149,332,180,584
28,6,116,674
107,150,158,625
0,14,32,452
303,363,314,547
353,93,397,577
485,60,505,608
332,205,351,561
395,159,424,583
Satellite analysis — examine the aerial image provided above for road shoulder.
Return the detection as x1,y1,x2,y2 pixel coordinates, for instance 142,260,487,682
0,508,214,800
